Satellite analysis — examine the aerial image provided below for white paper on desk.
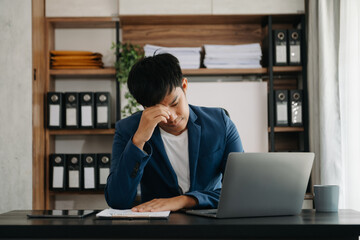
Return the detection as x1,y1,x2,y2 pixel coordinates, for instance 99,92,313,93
96,209,170,219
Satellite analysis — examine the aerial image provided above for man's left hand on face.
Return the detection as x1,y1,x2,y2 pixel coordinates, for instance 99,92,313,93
131,195,198,212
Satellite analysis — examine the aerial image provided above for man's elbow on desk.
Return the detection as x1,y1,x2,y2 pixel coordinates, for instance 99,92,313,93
105,188,135,210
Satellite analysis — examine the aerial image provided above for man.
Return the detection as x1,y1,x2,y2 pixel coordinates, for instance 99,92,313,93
105,53,244,212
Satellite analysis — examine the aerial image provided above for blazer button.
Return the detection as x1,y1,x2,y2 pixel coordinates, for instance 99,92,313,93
131,162,140,178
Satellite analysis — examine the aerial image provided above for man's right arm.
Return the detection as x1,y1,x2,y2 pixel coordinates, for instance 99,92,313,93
105,105,171,209
105,124,153,209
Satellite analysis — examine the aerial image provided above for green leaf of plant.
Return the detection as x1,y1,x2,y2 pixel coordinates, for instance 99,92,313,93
113,42,144,118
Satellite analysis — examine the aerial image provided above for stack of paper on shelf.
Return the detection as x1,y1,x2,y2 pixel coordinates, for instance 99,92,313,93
204,44,262,69
144,44,201,69
50,50,104,69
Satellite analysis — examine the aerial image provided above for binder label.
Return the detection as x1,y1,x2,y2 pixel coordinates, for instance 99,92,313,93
276,45,287,64
81,106,93,126
97,106,108,124
291,102,302,124
290,45,301,63
52,166,64,188
99,168,110,185
49,105,60,126
69,170,80,188
277,102,288,124
84,167,95,189
66,108,77,126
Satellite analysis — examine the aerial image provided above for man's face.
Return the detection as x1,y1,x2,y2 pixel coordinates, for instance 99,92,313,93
158,78,189,136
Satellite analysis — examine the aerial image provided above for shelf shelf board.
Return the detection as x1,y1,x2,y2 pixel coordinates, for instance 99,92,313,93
183,67,302,76
273,66,302,73
49,191,104,195
49,67,116,76
48,129,115,135
120,14,267,26
305,193,314,200
48,67,300,77
47,17,119,28
268,127,304,132
183,68,267,76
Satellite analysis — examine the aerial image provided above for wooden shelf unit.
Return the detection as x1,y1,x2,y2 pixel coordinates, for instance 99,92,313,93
33,14,309,210
39,17,120,210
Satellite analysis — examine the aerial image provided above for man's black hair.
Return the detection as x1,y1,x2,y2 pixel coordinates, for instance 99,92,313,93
127,53,183,107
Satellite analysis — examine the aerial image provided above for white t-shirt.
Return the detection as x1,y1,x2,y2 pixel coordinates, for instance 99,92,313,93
159,128,190,193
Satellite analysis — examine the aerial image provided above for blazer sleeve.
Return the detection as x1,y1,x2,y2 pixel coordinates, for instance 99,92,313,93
185,109,244,208
105,121,153,209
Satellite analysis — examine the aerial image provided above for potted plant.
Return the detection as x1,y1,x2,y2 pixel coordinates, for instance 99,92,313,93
113,42,144,118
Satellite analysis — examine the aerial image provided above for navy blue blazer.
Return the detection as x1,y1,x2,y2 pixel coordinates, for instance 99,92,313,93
105,105,244,209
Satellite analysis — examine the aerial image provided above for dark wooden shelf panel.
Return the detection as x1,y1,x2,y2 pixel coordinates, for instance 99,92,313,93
49,67,116,76
47,17,119,28
48,129,115,135
268,127,304,132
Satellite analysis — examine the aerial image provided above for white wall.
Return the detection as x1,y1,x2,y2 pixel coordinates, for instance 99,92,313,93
0,0,32,214
46,0,118,17
187,81,268,153
118,0,212,15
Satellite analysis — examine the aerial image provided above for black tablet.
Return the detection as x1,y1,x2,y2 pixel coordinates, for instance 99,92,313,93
27,210,96,218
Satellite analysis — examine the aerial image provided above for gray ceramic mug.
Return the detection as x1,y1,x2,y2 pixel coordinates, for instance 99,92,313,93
314,185,339,212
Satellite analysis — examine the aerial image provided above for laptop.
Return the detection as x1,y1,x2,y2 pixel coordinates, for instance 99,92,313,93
186,152,314,218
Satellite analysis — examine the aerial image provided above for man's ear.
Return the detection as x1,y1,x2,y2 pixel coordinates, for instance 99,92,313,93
182,78,188,93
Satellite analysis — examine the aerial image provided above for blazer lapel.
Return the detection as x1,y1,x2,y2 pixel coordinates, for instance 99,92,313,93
150,127,179,187
187,106,201,191
149,106,201,193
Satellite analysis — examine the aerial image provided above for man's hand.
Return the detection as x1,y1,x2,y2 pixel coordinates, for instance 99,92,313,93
132,105,171,150
131,195,198,212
